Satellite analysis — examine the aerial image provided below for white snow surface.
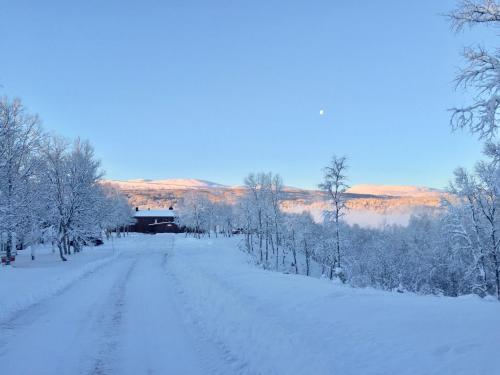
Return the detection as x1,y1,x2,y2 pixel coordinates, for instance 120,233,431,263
134,208,176,217
1,234,499,375
0,242,120,322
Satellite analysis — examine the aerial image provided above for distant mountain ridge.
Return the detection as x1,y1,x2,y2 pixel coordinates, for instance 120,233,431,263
106,178,228,190
103,178,447,228
106,178,442,194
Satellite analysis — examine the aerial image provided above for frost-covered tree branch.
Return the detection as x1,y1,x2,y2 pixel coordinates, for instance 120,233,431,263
450,47,500,138
448,0,500,31
448,1,500,139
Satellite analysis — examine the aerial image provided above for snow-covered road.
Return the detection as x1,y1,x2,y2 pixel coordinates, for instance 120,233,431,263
0,235,230,375
1,234,499,375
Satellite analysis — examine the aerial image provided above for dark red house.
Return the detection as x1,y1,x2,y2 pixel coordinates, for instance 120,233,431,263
130,207,180,234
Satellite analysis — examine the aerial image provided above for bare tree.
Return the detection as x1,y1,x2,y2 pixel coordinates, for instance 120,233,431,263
270,174,283,270
244,173,267,263
448,167,489,295
448,0,500,30
448,146,500,300
241,172,284,269
448,0,500,139
319,155,349,281
0,96,131,265
177,191,211,238
0,98,43,265
42,137,104,261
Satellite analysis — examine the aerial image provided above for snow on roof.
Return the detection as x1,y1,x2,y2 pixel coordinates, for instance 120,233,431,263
134,209,176,218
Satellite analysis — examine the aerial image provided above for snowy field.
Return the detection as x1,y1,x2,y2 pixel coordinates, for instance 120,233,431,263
0,234,499,375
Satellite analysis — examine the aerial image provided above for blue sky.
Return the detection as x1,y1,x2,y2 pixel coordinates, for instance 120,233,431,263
0,1,496,189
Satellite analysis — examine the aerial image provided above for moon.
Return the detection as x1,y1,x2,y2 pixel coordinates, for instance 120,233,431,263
319,109,325,116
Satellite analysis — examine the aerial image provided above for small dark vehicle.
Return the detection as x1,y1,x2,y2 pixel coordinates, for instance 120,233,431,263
70,237,104,248
87,237,104,246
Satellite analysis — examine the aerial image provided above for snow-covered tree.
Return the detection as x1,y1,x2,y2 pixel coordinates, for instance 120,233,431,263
96,183,135,238
446,148,500,299
42,137,104,260
177,192,212,237
0,97,44,264
448,0,500,139
290,212,318,276
240,172,284,269
215,202,236,237
319,155,349,282
0,96,131,265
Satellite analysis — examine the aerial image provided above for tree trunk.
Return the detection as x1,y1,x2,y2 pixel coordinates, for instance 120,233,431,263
65,237,71,255
58,242,67,261
269,232,278,270
265,228,269,265
491,248,500,300
304,241,310,276
291,230,299,274
5,232,13,266
335,214,341,270
488,215,500,300
258,211,263,262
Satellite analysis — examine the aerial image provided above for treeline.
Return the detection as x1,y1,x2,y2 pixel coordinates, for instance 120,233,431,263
0,97,133,263
177,150,500,300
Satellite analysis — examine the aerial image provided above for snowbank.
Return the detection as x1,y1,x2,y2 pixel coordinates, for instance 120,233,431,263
0,239,122,322
166,235,500,375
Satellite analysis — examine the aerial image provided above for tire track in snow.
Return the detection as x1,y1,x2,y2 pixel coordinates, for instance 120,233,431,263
0,252,120,326
110,239,213,375
0,254,123,359
0,254,136,375
162,237,252,375
88,258,138,375
163,238,335,375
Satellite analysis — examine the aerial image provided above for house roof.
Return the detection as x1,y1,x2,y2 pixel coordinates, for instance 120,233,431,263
134,209,176,218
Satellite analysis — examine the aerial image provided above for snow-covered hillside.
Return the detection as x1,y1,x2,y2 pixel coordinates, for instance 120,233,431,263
104,178,228,190
105,179,446,227
104,178,442,197
1,234,498,375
